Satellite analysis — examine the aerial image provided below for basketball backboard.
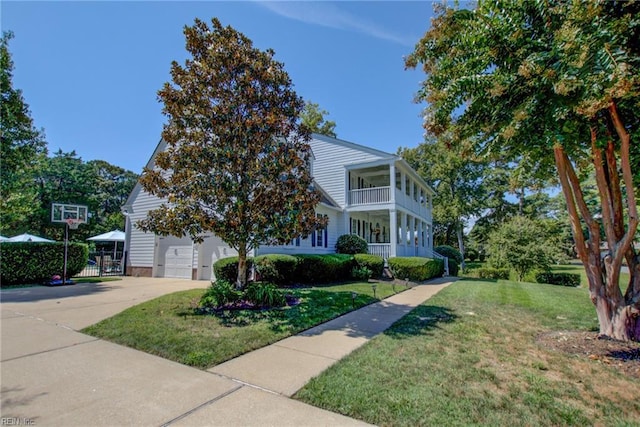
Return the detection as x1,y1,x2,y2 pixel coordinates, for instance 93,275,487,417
52,203,89,223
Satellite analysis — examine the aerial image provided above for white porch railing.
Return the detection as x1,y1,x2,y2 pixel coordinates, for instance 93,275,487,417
368,243,391,259
349,186,391,205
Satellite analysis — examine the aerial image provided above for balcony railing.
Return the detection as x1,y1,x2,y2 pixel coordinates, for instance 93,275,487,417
368,243,391,259
349,186,391,205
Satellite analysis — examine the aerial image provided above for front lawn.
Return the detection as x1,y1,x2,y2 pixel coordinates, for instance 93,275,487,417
295,279,640,426
82,281,398,369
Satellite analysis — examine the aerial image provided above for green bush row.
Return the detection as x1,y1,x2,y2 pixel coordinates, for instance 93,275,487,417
470,267,511,280
1,242,89,286
387,257,444,282
535,272,581,287
215,253,449,285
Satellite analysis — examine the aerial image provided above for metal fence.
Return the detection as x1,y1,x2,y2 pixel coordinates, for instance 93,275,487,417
75,250,126,277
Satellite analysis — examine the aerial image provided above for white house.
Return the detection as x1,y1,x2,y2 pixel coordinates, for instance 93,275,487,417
122,134,435,280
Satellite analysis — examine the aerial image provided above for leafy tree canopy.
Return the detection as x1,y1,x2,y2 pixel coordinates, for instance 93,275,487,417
300,101,337,138
138,18,325,288
408,1,640,340
1,31,47,233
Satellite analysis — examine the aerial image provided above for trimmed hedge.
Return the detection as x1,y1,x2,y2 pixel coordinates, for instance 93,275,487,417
213,256,254,283
388,257,444,282
354,254,384,279
535,272,581,287
335,234,368,254
1,242,88,286
473,267,510,280
434,245,463,264
293,254,355,284
255,254,298,285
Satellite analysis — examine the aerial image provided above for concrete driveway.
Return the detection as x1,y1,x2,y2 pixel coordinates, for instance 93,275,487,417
1,277,366,426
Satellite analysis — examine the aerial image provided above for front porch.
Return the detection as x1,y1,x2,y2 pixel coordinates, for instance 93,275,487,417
348,210,433,260
346,162,433,222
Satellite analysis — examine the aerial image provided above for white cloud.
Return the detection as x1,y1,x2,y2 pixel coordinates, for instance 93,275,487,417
257,1,414,46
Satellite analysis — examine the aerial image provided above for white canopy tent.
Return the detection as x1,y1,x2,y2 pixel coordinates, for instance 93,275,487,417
8,233,55,243
87,230,125,259
0,235,9,242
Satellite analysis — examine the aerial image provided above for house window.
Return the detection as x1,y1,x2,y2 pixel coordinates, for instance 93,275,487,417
314,214,328,248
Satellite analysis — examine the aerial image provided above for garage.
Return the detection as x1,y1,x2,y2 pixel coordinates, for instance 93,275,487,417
155,235,193,279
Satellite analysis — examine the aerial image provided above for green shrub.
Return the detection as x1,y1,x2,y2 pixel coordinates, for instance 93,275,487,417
244,282,286,307
335,234,368,254
354,253,384,279
535,272,581,287
448,259,460,276
478,251,486,262
213,256,254,283
254,254,298,286
388,257,444,282
1,242,88,286
351,266,372,281
473,267,510,280
294,254,355,284
200,280,243,308
434,245,463,264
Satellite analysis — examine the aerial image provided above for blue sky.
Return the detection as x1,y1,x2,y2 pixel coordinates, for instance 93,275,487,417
3,1,439,174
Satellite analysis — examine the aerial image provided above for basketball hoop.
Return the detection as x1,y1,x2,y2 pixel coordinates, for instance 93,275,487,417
66,218,81,230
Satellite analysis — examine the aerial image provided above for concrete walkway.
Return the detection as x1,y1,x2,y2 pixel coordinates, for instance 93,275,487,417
1,276,454,426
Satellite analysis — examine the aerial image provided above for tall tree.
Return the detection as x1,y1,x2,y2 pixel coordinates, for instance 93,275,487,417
407,1,640,340
138,18,324,288
300,101,337,137
400,134,485,268
0,31,47,234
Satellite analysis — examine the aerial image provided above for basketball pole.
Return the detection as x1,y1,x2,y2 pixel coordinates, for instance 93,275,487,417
63,222,69,285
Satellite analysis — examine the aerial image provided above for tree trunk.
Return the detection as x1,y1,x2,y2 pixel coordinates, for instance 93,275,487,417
553,104,640,342
456,223,466,271
236,246,248,290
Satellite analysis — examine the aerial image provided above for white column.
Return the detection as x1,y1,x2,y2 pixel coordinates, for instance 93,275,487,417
389,209,397,258
389,163,396,203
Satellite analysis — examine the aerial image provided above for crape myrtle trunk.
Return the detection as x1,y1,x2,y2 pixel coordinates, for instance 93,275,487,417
554,101,640,342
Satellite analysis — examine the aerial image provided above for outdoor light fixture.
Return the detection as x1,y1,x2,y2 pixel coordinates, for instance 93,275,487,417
351,291,357,308
371,283,377,299
405,278,410,288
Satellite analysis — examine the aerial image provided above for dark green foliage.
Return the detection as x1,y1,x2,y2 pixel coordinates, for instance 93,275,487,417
473,267,511,280
335,234,368,254
465,248,478,262
434,245,463,264
351,266,372,281
535,272,581,287
244,282,286,307
293,254,355,284
1,242,88,285
354,253,384,279
255,254,297,286
447,259,460,276
387,257,444,282
200,280,242,308
213,256,254,283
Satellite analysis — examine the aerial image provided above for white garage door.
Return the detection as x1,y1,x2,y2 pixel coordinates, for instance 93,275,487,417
165,246,193,278
156,235,193,279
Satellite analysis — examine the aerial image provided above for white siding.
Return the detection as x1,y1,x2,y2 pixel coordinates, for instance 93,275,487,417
310,136,389,207
128,185,165,268
256,207,341,255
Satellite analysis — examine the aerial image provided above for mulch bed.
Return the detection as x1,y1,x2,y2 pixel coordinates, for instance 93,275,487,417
537,331,640,379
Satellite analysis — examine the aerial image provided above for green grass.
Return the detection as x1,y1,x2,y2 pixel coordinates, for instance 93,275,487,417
295,279,640,426
82,281,399,369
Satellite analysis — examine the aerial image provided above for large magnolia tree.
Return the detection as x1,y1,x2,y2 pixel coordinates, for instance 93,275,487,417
138,18,324,288
407,1,640,340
